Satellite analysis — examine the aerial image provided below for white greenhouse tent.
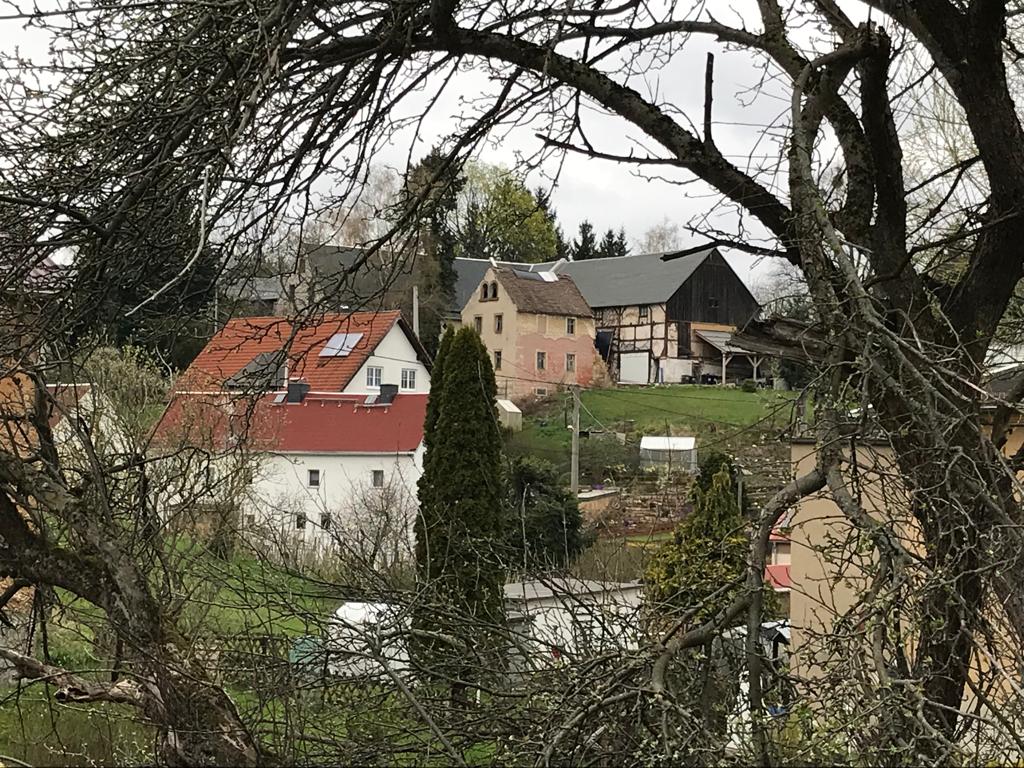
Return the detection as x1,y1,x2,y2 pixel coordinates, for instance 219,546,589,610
639,435,697,472
326,602,410,679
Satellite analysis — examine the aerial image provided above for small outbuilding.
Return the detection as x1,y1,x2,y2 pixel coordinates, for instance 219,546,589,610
504,579,643,668
496,398,523,431
639,435,697,471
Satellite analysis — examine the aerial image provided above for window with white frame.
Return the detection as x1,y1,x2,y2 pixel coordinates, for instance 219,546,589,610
308,469,320,487
401,368,416,389
566,317,576,335
474,316,483,334
366,366,382,388
295,513,307,530
566,353,576,373
372,469,385,488
494,314,503,334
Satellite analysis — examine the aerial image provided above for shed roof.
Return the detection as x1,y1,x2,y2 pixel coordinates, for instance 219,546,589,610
765,564,792,591
985,364,1024,399
640,435,696,452
694,329,759,355
504,578,642,602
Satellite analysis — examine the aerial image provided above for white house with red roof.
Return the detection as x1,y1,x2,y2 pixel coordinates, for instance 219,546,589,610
153,311,431,562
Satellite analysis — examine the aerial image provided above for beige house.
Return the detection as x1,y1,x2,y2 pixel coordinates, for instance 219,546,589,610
461,266,598,401
451,249,762,385
786,407,1024,740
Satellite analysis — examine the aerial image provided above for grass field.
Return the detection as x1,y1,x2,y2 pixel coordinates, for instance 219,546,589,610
507,385,799,477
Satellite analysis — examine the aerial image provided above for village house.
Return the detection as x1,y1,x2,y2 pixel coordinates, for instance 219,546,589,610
550,249,762,385
461,265,598,400
228,241,764,388
784,378,1024,730
226,243,432,324
228,240,765,390
153,311,431,563
452,249,762,385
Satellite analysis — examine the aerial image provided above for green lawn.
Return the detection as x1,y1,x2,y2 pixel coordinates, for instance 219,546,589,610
508,385,799,478
581,385,797,433
0,692,152,766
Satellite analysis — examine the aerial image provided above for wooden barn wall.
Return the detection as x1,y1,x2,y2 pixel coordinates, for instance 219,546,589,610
666,252,759,355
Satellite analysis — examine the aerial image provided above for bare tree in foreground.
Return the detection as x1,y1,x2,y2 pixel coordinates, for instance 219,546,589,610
4,0,1024,763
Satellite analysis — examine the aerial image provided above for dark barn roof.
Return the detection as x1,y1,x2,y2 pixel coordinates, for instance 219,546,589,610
553,249,717,308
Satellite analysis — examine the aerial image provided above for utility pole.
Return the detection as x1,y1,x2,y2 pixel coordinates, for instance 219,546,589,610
570,385,580,497
412,284,420,338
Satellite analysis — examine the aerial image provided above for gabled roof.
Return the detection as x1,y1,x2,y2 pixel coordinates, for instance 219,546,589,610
552,249,717,307
155,392,427,454
451,247,726,314
453,257,521,314
493,268,592,317
175,311,410,392
304,244,416,305
45,383,93,428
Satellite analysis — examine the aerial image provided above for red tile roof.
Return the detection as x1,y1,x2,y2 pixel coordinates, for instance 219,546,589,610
175,311,404,392
155,392,427,454
765,564,791,591
45,383,93,428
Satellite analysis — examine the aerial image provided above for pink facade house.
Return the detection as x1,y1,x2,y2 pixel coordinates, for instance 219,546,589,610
462,265,597,401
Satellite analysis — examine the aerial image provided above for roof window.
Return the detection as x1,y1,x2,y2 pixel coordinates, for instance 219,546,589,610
319,332,364,357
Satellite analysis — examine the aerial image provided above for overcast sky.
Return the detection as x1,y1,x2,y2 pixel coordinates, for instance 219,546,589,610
1,1,804,290
368,25,792,289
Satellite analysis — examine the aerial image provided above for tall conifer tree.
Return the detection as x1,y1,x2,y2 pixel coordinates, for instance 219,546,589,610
414,327,506,698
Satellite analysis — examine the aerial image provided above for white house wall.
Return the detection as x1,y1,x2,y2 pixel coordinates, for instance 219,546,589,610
344,324,430,395
245,449,423,559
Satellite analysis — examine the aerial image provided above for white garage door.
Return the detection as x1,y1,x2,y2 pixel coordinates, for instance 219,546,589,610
618,352,651,384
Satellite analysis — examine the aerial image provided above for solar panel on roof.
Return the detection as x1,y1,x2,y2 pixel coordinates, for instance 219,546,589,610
225,351,286,389
319,332,364,357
